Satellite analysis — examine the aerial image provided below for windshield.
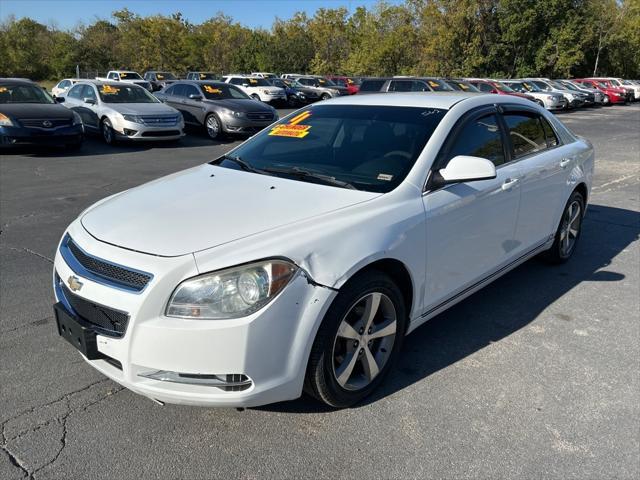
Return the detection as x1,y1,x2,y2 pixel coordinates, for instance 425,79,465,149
120,72,142,80
317,78,336,87
548,80,567,90
245,77,271,86
156,72,176,80
197,73,217,80
0,84,55,104
286,80,304,88
493,82,515,93
561,81,579,91
98,84,159,103
447,81,479,92
596,81,609,88
200,83,250,100
214,105,446,193
519,81,540,92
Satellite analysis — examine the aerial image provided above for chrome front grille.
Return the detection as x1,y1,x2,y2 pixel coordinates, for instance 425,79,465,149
19,118,72,129
139,115,180,126
60,234,153,292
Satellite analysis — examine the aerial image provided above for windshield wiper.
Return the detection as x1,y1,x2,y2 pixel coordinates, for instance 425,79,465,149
215,154,265,174
262,166,358,190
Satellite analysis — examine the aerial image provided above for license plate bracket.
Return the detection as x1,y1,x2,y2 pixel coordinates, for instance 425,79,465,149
54,302,103,360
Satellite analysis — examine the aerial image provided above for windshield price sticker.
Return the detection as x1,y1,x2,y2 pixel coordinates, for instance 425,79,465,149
101,85,120,94
459,83,469,90
249,78,258,84
0,87,7,93
203,85,221,94
429,80,440,88
269,110,312,138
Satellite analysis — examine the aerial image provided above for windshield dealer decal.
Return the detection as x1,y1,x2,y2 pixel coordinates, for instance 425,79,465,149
269,110,312,138
203,85,222,94
101,85,120,94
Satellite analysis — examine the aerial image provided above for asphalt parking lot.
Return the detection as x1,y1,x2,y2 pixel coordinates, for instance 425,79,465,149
1,104,639,479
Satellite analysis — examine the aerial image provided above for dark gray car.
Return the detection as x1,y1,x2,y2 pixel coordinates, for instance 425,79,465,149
155,81,278,140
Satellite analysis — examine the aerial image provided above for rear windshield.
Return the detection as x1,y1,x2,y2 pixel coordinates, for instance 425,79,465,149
98,84,158,103
200,83,249,100
156,72,176,80
120,72,142,80
197,73,217,80
359,80,386,92
0,84,54,104
217,105,447,193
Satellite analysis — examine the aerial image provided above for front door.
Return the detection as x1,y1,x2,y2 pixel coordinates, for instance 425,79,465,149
421,109,522,313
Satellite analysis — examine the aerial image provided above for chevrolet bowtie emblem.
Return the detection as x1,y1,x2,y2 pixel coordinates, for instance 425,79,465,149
67,275,83,292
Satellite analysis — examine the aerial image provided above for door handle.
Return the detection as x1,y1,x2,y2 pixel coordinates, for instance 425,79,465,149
501,178,519,191
560,158,571,168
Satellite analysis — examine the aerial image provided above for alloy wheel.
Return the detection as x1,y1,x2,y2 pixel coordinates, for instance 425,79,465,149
332,292,397,391
206,115,219,139
102,121,113,144
559,200,582,257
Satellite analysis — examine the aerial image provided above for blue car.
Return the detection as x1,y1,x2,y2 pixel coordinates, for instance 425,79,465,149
267,78,310,107
0,79,84,149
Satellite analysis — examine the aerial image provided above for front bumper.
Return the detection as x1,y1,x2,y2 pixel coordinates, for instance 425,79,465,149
113,119,185,141
221,115,276,135
0,124,83,146
52,223,336,407
261,93,287,103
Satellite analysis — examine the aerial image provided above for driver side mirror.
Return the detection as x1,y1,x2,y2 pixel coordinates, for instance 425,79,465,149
54,97,65,103
83,97,96,105
432,155,497,188
242,83,249,87
188,94,203,101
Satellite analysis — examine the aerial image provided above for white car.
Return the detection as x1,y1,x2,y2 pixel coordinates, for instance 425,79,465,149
53,93,593,408
251,72,277,79
52,78,81,98
501,80,568,110
222,75,286,103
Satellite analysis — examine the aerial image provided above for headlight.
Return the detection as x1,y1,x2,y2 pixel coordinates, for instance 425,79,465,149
0,113,14,126
224,110,243,118
72,111,82,125
166,259,298,319
122,114,143,123
262,89,272,95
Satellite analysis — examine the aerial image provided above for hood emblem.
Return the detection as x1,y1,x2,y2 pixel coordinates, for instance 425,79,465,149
42,120,53,128
67,275,83,292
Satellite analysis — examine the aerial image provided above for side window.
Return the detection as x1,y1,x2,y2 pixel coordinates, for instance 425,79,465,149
184,85,200,97
539,116,559,147
59,80,70,88
359,80,385,92
108,72,118,80
477,83,494,92
82,85,97,101
447,114,505,167
389,80,413,92
172,84,187,97
230,78,243,85
503,113,548,158
68,84,83,99
163,85,175,95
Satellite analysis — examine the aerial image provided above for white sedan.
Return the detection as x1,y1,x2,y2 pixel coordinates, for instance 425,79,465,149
52,92,593,408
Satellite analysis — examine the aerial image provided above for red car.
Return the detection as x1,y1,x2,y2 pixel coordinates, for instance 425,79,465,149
467,79,537,103
325,76,359,95
574,79,627,104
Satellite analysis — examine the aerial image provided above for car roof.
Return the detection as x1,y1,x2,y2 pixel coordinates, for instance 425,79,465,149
316,92,489,110
77,80,144,88
0,78,37,85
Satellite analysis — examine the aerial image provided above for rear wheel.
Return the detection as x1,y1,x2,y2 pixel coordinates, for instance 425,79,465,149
321,93,331,101
543,190,585,264
305,271,406,408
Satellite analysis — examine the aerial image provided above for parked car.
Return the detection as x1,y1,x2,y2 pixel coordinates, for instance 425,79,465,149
95,71,152,91
501,80,568,110
546,79,595,106
442,79,481,92
52,78,81,98
222,75,286,104
519,78,586,108
63,81,184,144
325,76,360,94
251,72,278,79
0,78,84,148
555,80,605,105
186,72,219,81
267,78,312,106
358,77,453,94
584,78,635,102
619,79,640,100
574,79,627,104
52,92,593,408
280,73,305,80
144,71,179,92
466,79,538,104
295,76,350,99
155,80,278,139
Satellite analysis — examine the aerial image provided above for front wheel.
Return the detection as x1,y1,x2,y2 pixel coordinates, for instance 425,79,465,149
205,114,221,140
101,118,116,145
250,94,260,101
321,93,331,101
305,271,406,408
543,190,585,264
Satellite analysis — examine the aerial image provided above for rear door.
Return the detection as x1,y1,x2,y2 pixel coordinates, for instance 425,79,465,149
422,107,523,312
501,106,574,252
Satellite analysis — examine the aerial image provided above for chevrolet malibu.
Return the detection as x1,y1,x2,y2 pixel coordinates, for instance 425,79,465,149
53,93,593,408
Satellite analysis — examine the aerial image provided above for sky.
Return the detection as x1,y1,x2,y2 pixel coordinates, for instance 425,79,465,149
0,0,403,29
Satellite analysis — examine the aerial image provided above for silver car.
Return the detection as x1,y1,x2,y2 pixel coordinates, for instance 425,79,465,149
295,76,350,100
63,81,184,144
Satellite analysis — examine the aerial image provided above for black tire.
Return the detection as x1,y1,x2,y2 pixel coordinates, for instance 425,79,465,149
305,270,407,408
101,118,116,145
287,95,297,107
204,113,222,140
542,190,585,264
250,94,260,101
321,93,331,101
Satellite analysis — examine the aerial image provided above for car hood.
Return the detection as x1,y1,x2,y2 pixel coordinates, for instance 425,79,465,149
204,98,273,112
105,103,178,115
81,164,380,257
0,103,74,119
